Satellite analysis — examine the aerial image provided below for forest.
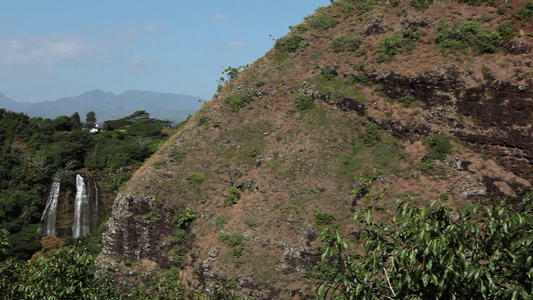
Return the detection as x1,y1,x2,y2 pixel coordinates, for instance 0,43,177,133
0,108,174,260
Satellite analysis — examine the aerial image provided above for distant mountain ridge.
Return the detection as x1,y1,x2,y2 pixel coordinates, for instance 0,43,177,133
0,89,204,123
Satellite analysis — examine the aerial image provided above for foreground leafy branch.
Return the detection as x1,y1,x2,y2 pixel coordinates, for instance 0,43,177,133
318,195,533,299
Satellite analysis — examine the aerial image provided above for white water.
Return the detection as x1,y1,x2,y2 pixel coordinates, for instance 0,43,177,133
41,180,60,236
72,174,99,238
72,174,89,238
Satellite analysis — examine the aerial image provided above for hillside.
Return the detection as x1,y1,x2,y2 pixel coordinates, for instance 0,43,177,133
97,0,532,298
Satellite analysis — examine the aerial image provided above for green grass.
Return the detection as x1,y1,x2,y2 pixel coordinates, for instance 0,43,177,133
337,137,406,188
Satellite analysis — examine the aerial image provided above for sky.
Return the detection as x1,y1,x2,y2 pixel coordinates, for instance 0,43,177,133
0,0,331,103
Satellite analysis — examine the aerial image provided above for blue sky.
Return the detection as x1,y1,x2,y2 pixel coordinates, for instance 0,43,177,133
0,0,331,103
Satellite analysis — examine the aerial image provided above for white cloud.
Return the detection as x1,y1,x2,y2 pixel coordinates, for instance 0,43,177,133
211,13,227,22
228,40,246,48
0,33,91,67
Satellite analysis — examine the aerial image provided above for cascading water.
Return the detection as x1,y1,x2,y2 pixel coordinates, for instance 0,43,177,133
40,179,60,236
72,174,99,238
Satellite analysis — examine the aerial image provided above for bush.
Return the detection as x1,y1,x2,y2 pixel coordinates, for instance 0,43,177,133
330,35,363,52
377,29,420,59
400,94,416,104
497,21,517,42
225,93,253,112
411,0,434,10
223,186,241,205
314,211,335,226
361,122,382,145
274,35,308,53
173,207,197,229
320,67,338,80
422,134,452,162
317,196,533,299
437,21,501,54
185,171,205,185
198,116,209,126
219,233,247,258
248,147,259,158
293,93,315,111
517,1,533,21
308,15,339,31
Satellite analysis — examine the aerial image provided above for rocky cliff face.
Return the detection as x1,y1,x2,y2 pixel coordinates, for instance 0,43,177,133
97,0,532,297
98,194,179,274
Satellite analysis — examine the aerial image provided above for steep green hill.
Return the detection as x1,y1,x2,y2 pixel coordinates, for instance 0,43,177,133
97,0,532,298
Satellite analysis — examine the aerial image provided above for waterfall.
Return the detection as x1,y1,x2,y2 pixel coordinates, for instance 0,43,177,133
72,174,99,238
40,179,60,236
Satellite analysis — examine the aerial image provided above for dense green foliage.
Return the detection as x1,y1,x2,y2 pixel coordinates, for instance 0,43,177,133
318,196,533,299
225,93,253,112
422,134,453,162
376,29,420,61
330,35,363,53
223,186,241,205
293,93,315,111
517,1,533,21
274,34,308,53
0,109,172,260
437,20,502,53
307,15,339,31
410,0,434,10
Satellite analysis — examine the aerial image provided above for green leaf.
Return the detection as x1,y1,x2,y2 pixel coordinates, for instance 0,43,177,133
365,208,373,225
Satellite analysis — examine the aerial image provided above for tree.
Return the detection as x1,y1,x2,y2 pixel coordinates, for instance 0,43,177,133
317,195,533,299
85,111,97,128
70,112,82,129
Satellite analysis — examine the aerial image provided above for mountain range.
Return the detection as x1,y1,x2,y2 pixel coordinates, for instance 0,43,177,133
0,89,204,123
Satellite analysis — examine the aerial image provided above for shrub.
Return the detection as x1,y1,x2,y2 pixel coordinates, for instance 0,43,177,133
197,116,209,126
437,21,501,54
330,35,363,52
320,67,337,80
314,211,335,226
173,207,197,230
330,36,345,53
308,15,338,31
377,29,420,59
497,21,517,42
400,94,416,104
219,233,247,258
275,35,308,53
174,228,187,243
317,196,533,299
185,171,205,185
225,93,253,112
248,147,259,158
422,134,452,162
411,0,434,10
223,186,241,205
361,122,382,145
293,93,315,111
517,1,533,21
